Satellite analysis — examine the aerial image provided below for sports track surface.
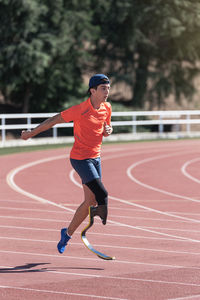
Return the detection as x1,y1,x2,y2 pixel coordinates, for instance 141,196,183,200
1,139,200,300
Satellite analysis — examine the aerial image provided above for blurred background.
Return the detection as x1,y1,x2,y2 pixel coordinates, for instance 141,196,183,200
1,0,200,145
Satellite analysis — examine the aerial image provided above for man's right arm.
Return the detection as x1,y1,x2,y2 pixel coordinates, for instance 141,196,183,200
21,113,65,140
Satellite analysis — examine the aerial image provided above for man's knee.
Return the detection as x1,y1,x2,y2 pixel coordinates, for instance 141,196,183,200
83,184,97,206
85,178,108,206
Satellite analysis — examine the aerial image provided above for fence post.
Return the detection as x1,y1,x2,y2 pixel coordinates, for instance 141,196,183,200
186,114,190,134
1,116,6,144
53,126,57,138
159,115,163,134
175,119,180,138
27,116,31,130
132,115,136,134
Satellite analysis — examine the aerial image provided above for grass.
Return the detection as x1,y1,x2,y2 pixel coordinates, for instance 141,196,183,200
0,143,71,156
1,137,199,156
0,139,146,156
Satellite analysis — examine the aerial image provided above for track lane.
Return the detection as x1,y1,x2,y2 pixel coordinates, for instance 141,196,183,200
1,140,200,299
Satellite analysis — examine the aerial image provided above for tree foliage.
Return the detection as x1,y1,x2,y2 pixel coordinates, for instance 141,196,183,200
0,0,95,112
1,0,200,111
92,0,200,108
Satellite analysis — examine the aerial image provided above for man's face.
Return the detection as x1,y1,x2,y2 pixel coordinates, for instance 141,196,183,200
91,84,110,102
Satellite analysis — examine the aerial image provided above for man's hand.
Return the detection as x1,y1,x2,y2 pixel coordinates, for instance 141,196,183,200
103,122,113,137
21,130,33,140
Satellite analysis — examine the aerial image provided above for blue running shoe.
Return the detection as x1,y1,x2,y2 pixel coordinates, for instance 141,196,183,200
57,228,71,254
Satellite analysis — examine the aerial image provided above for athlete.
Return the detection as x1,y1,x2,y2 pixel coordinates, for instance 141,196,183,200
21,74,113,254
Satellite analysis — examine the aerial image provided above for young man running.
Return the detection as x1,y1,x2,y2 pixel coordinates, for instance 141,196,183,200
21,74,113,254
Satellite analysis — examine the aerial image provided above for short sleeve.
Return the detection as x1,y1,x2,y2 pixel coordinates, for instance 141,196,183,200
105,102,112,125
61,104,81,123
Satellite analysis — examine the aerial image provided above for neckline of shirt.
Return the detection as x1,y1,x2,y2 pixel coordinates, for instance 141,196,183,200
88,97,104,112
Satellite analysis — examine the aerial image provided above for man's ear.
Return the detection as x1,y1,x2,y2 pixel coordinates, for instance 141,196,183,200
90,88,96,95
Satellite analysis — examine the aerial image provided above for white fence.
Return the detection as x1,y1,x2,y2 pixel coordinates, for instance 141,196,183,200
1,110,200,147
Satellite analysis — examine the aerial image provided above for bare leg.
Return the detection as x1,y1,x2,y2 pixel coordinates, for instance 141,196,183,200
67,184,97,236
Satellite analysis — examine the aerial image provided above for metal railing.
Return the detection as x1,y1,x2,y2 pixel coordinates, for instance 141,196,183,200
1,110,200,147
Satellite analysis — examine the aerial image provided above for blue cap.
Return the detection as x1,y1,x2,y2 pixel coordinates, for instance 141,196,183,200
89,74,110,89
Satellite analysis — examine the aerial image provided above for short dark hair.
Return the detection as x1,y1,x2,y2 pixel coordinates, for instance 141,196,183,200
87,86,97,96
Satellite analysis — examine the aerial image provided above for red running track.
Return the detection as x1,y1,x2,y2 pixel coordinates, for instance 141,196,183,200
1,140,200,300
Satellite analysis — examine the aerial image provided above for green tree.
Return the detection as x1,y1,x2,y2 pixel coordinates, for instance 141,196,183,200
92,0,200,109
0,0,95,112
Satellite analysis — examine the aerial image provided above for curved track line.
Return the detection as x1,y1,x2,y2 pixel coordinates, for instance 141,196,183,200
93,151,200,223
1,224,194,242
169,294,200,300
6,155,74,213
0,285,126,300
7,151,178,242
69,152,200,224
127,154,200,205
181,157,200,184
1,249,200,270
69,169,200,243
6,150,200,243
3,235,200,255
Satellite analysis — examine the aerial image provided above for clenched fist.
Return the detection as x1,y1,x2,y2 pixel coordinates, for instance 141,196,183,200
21,130,32,140
103,122,113,137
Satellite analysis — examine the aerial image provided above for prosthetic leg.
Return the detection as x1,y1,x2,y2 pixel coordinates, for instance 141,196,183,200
81,205,115,260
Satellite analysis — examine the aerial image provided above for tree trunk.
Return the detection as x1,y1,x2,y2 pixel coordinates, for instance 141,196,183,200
132,51,149,109
22,85,31,113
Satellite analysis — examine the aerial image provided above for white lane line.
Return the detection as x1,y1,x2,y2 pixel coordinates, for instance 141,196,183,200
126,153,200,204
126,154,200,221
141,226,200,234
70,152,200,225
0,215,74,223
0,214,140,227
7,150,200,243
70,164,200,243
0,207,73,214
1,249,200,271
1,236,200,256
3,225,196,243
181,157,200,184
109,219,200,243
1,263,200,288
2,214,198,242
1,216,199,243
4,204,200,216
1,275,200,291
167,211,200,217
2,215,200,242
2,211,200,224
6,151,156,234
2,207,198,223
6,155,75,213
109,196,200,224
0,225,190,242
168,294,200,300
0,200,37,204
0,285,127,300
0,203,147,211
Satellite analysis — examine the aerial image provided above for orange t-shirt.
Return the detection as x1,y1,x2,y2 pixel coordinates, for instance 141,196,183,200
61,98,112,159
